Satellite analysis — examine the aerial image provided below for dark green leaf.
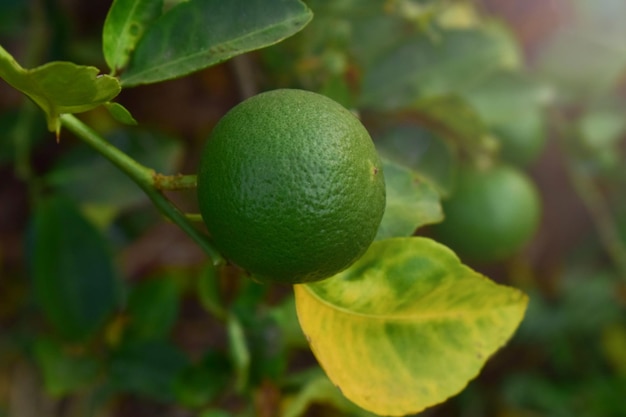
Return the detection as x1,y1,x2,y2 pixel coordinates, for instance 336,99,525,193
173,351,232,408
502,373,572,415
360,25,519,110
230,282,289,384
232,279,268,314
461,71,550,166
102,0,164,73
560,271,623,335
110,341,188,402
0,45,120,132
413,95,497,163
123,273,181,344
375,158,443,240
121,0,313,86
350,12,411,69
30,196,120,341
246,314,289,384
375,124,457,196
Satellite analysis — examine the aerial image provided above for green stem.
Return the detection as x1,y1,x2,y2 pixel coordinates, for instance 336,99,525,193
154,173,197,190
60,114,224,266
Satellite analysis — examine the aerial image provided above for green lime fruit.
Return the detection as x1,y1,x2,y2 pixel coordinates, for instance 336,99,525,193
432,164,541,263
197,89,386,284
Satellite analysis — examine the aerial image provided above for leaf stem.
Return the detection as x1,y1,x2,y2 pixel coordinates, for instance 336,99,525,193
59,114,224,266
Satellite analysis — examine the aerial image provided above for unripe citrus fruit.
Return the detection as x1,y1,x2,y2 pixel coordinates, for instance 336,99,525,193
431,164,540,263
197,89,386,284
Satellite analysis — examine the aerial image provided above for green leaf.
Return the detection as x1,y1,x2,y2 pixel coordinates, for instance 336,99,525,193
120,0,313,86
413,95,498,162
30,196,120,341
244,313,289,384
110,340,188,402
375,158,443,240
123,273,181,344
295,237,528,416
375,124,457,196
231,282,290,384
350,12,412,69
102,0,163,74
461,71,550,166
360,24,519,110
173,351,232,408
104,102,138,125
0,45,120,133
33,338,101,397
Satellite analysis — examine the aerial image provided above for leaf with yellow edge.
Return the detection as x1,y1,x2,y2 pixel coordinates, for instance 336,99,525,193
295,237,528,416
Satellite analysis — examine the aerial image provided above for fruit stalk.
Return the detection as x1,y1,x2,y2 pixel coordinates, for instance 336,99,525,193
60,114,224,265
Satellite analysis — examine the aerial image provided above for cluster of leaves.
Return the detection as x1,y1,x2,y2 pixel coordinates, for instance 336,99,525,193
502,1,626,414
261,1,626,415
1,1,625,417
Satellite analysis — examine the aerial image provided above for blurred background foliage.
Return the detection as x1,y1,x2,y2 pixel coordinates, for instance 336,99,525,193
1,0,626,416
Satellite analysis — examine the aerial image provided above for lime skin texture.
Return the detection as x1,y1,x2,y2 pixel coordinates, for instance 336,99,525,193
197,89,386,284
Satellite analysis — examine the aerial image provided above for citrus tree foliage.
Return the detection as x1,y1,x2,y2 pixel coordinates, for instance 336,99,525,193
13,0,624,416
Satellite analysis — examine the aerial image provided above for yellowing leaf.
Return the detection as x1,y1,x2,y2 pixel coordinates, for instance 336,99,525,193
295,237,528,416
